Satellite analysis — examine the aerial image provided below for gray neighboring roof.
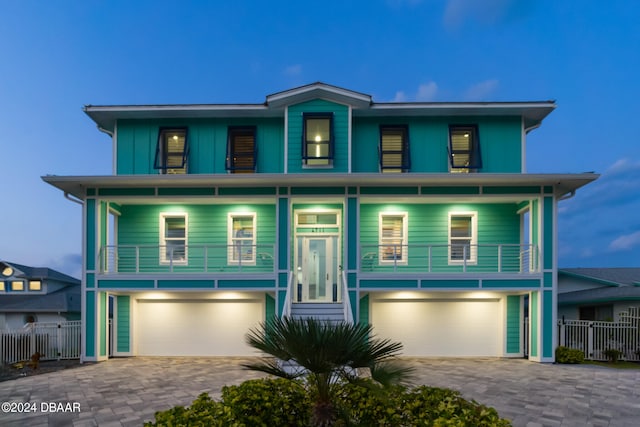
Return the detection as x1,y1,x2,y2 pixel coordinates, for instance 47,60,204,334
1,261,80,285
0,286,80,313
558,268,640,305
559,268,640,287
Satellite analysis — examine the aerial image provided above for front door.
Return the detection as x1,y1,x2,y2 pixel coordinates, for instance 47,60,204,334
297,236,334,302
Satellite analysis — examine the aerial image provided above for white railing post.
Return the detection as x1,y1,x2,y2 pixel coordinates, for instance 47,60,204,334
204,246,208,272
428,246,432,273
136,246,140,273
498,244,502,272
588,322,594,359
463,246,467,272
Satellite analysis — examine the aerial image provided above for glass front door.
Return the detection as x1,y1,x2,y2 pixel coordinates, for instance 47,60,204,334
296,236,337,302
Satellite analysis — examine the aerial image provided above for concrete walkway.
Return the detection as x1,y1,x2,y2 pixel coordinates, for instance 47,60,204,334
1,357,639,426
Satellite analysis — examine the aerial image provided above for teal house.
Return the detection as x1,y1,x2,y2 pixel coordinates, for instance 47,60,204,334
44,83,597,362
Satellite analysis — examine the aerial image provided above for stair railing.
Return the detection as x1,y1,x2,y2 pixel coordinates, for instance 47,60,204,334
341,270,354,324
281,271,294,318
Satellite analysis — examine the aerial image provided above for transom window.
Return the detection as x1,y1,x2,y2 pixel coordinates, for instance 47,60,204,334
154,128,188,174
303,113,333,167
226,127,257,173
449,125,481,173
449,212,477,264
228,213,256,265
160,213,188,264
379,212,408,265
380,126,410,173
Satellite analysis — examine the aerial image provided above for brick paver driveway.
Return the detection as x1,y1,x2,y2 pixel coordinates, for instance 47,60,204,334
1,357,639,426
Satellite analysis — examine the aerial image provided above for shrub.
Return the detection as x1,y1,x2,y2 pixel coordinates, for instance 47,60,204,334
146,378,512,427
218,378,311,426
603,348,623,363
555,346,585,364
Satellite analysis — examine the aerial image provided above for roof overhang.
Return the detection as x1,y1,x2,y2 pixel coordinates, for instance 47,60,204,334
83,82,555,133
43,173,599,201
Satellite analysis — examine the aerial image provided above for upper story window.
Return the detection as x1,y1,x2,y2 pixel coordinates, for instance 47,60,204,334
0,281,5,292
303,113,333,167
379,212,408,265
449,125,481,173
380,126,410,173
160,213,188,265
11,281,24,291
226,127,257,173
448,212,477,264
228,213,256,265
29,280,42,291
154,128,188,174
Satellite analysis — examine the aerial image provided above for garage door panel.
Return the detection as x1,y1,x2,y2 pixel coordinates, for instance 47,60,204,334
372,300,500,357
136,300,263,356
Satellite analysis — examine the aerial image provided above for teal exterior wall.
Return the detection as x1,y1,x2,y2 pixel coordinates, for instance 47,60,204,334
85,291,95,358
116,118,284,175
287,100,350,173
505,295,521,354
116,203,276,273
359,202,519,272
530,291,539,358
116,295,131,353
352,116,522,173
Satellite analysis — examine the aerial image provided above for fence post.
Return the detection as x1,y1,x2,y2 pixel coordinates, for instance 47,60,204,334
588,322,594,359
57,323,62,360
558,319,565,347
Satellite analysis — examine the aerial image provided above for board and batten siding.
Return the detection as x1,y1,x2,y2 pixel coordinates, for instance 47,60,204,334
116,295,131,353
116,118,284,175
287,99,350,173
116,204,276,272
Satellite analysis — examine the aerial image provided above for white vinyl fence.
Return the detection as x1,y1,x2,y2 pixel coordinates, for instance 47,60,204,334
1,321,81,365
558,307,640,361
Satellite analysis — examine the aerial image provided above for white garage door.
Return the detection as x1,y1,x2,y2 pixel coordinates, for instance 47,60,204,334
136,299,263,356
371,300,501,357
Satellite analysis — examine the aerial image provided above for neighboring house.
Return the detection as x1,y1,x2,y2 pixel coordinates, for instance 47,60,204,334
43,82,598,362
0,261,81,329
558,268,640,321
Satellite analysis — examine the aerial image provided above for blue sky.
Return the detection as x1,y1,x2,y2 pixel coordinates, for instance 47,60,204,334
1,0,638,278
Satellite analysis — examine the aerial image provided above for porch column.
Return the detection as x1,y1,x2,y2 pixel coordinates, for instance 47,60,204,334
276,192,290,316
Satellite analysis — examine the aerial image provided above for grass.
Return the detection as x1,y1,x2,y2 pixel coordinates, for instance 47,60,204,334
583,360,640,369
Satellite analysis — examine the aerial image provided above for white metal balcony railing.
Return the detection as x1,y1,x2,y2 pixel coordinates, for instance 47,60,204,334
98,244,276,274
360,243,539,274
98,243,538,275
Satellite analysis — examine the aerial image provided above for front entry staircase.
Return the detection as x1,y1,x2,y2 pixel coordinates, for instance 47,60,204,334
289,302,346,323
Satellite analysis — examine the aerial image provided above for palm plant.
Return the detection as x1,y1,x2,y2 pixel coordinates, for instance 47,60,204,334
244,316,413,426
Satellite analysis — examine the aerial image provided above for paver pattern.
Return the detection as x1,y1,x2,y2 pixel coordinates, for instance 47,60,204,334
1,357,638,426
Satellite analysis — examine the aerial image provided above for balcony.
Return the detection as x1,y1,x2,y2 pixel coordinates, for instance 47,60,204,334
98,244,275,275
360,243,539,274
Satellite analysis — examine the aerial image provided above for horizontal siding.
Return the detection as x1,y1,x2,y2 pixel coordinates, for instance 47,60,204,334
351,115,522,173
116,118,284,175
116,203,276,272
360,203,519,272
287,100,349,173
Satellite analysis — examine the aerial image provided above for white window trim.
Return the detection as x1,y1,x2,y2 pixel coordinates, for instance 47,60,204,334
228,212,257,266
159,212,188,265
448,211,478,265
378,212,408,266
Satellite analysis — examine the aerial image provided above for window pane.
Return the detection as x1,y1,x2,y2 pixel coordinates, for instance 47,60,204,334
382,216,404,238
451,241,471,260
227,128,256,173
165,217,186,238
306,118,330,142
29,280,41,291
451,216,471,238
233,217,254,238
157,128,187,173
11,281,24,291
